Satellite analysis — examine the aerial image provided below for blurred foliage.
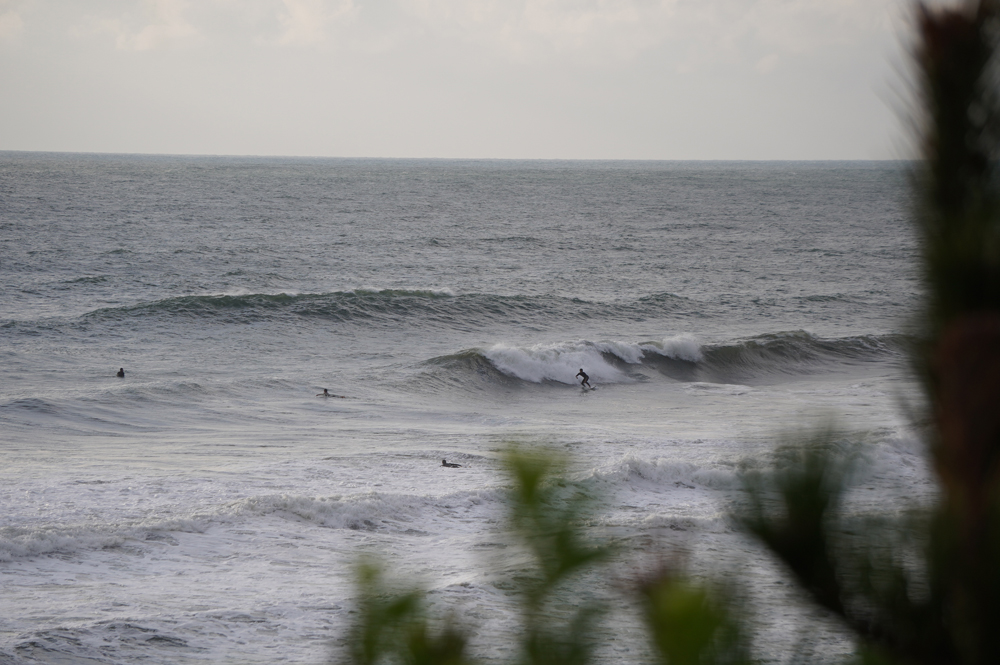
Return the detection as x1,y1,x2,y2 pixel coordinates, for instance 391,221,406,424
339,561,472,665
337,2,1000,663
502,448,611,665
739,430,856,624
737,2,1000,664
336,449,749,665
637,568,751,665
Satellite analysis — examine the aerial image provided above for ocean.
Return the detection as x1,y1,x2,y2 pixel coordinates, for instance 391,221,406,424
0,153,932,664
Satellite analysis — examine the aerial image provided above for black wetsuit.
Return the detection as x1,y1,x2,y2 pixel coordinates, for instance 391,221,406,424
576,370,590,388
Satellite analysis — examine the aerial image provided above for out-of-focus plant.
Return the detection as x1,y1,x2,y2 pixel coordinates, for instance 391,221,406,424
914,3,1000,663
738,430,857,624
339,560,473,665
734,2,1000,664
637,567,751,665
502,448,612,665
336,449,748,665
337,3,1000,663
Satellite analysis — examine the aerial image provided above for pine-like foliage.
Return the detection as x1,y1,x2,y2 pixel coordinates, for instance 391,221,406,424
740,2,1000,663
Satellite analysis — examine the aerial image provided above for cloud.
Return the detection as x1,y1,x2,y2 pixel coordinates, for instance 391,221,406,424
3,0,905,158
85,0,200,51
0,3,24,42
54,0,900,62
388,0,900,67
755,52,779,73
737,0,898,53
276,0,356,46
402,0,677,62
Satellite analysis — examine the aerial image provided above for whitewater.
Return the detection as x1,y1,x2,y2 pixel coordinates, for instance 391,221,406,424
0,154,930,664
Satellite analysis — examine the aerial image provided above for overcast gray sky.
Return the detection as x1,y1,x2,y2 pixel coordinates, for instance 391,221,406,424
0,0,914,159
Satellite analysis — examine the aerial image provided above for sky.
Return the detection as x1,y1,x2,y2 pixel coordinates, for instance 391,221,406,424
0,0,917,159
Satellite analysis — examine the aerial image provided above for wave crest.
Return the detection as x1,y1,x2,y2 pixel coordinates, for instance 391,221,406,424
64,290,696,329
423,331,904,390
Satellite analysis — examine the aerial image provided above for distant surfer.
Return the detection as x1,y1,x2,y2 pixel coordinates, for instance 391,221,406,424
116,368,125,378
442,459,462,468
317,388,346,398
576,368,591,389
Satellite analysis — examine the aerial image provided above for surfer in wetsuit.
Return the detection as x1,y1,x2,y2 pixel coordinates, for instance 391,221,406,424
576,368,591,388
116,368,125,378
317,389,346,398
442,459,462,468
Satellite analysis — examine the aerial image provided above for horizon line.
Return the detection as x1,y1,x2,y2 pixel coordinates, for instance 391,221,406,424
1,149,911,163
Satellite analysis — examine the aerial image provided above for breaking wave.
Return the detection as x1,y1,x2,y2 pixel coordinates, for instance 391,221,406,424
422,331,906,388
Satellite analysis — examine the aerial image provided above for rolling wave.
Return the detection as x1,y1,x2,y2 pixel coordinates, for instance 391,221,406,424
422,331,906,389
4,289,892,336
0,450,748,562
0,487,506,562
698,330,906,382
0,290,701,331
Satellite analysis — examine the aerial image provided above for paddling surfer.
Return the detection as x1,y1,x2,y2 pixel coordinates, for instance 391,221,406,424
116,368,125,378
442,459,462,468
317,388,346,398
576,368,591,388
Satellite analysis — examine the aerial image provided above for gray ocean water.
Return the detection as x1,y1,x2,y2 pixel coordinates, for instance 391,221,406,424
0,153,930,664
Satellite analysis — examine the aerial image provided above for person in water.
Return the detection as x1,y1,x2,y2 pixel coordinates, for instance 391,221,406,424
116,368,125,378
576,368,591,388
317,388,346,398
442,459,462,468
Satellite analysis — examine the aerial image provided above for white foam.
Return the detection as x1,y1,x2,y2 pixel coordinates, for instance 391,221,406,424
484,341,633,384
683,382,752,395
587,454,741,491
640,334,704,362
230,489,505,530
0,526,127,562
593,340,646,364
0,488,507,562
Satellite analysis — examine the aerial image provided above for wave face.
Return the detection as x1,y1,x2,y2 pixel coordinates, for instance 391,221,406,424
0,290,701,333
422,331,906,389
699,331,904,377
8,291,909,353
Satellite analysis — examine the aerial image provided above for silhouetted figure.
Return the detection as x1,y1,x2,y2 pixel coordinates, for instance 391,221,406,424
317,388,347,398
442,459,462,468
116,368,125,378
576,368,591,388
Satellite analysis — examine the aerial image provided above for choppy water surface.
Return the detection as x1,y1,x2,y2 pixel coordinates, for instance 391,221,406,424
0,154,928,663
